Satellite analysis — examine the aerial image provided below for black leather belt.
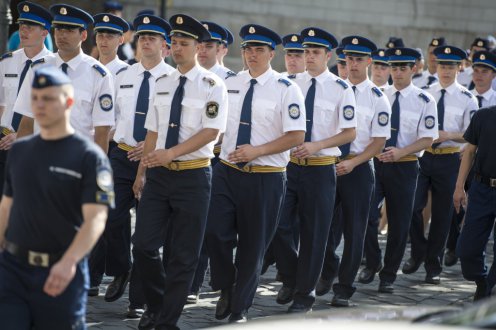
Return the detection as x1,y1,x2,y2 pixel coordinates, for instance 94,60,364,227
475,174,496,188
3,240,63,268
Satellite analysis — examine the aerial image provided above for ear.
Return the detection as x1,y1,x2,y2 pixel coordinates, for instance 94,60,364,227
81,29,88,42
118,35,124,46
326,51,332,61
66,96,74,108
269,49,275,60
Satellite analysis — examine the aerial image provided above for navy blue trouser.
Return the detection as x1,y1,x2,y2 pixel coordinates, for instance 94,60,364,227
278,162,336,307
363,159,419,283
456,180,496,287
206,162,286,313
0,251,87,330
132,166,212,329
409,152,460,276
327,160,375,298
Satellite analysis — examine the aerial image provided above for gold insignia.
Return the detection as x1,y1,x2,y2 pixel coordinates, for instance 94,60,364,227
203,23,209,30
379,50,385,57
395,49,401,55
143,16,150,24
480,54,486,60
309,30,315,37
60,7,67,15
388,42,394,48
205,102,219,119
23,5,29,12
291,35,298,42
477,41,483,47
432,39,438,46
103,15,110,22
352,38,359,45
176,16,183,24
38,76,46,85
249,26,255,34
445,47,451,54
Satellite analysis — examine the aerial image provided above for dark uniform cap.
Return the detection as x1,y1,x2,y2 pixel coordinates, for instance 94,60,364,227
429,37,446,47
335,47,346,63
137,9,154,16
94,13,129,34
282,34,303,51
341,35,377,56
372,48,389,65
201,21,228,43
386,37,404,49
386,47,421,64
472,50,496,72
32,66,71,89
17,1,52,30
133,14,171,43
471,37,490,50
433,45,467,63
222,27,234,45
239,24,282,49
169,14,211,42
103,1,123,11
300,27,338,50
50,4,94,30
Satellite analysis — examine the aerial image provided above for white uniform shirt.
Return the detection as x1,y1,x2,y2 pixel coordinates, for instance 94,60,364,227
220,68,306,167
0,46,51,130
114,61,175,146
386,83,438,156
209,63,232,79
145,64,228,160
457,66,473,88
105,57,129,77
346,78,391,155
423,82,477,149
471,88,496,108
377,83,390,92
413,70,438,88
293,70,356,157
14,51,115,138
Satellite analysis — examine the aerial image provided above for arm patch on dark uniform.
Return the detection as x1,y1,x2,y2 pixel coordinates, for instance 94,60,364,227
278,78,291,86
116,66,128,75
92,64,107,77
372,86,383,97
418,93,430,103
0,52,13,62
336,78,349,89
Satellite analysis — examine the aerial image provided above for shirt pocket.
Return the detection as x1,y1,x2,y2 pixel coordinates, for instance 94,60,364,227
401,110,420,131
2,77,18,104
443,105,464,131
116,88,135,117
181,97,204,128
315,99,336,124
75,91,93,127
252,99,278,126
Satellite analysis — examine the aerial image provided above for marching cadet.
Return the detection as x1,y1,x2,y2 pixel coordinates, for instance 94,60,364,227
331,47,348,79
458,37,491,89
93,13,129,76
385,37,404,49
370,49,390,91
0,66,113,330
359,47,438,293
319,36,391,307
14,3,115,153
206,24,305,323
281,34,305,76
131,14,227,330
404,46,477,284
413,38,446,88
217,26,234,67
199,21,232,78
274,27,356,313
0,1,52,192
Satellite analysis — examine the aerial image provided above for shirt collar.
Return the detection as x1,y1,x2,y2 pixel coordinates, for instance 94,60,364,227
244,66,274,86
346,78,370,92
391,82,415,97
171,64,200,82
473,87,495,99
138,60,171,78
434,81,458,95
303,69,330,84
55,50,84,70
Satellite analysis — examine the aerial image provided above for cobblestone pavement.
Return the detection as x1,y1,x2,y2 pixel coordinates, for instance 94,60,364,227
86,234,485,329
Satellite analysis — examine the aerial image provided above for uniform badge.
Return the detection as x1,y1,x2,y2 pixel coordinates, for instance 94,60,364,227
38,76,46,86
249,26,255,34
378,112,389,126
60,7,67,15
424,115,435,129
103,15,110,22
343,105,355,120
143,16,150,24
352,38,359,45
206,102,219,119
99,94,113,111
203,77,216,86
388,42,394,48
291,35,298,42
97,167,114,192
432,39,439,46
96,191,115,208
379,50,385,57
445,47,451,54
288,103,300,119
23,5,29,12
477,40,483,47
203,23,209,30
176,16,183,24
395,49,401,55
309,30,315,37
480,54,486,60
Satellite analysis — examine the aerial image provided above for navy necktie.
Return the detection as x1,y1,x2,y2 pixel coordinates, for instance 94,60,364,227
304,78,316,142
468,81,475,91
427,75,437,86
477,95,483,108
432,89,446,148
386,91,401,148
339,85,356,157
61,63,69,74
133,71,151,142
12,59,32,131
235,78,257,168
165,76,187,149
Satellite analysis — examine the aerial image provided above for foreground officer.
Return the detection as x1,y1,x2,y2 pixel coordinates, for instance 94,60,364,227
206,24,305,323
132,14,227,330
405,46,477,284
0,66,113,330
359,48,438,293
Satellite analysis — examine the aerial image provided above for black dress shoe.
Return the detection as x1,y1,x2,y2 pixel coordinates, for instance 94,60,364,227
87,285,99,297
444,249,458,267
402,258,423,274
331,294,350,307
358,263,383,284
378,281,394,293
425,275,441,285
104,271,130,302
276,286,295,304
138,310,156,330
316,277,332,296
228,310,247,323
215,288,232,320
287,302,312,314
474,279,490,302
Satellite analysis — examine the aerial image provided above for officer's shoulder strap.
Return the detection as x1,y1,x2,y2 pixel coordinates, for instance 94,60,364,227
287,74,297,79
225,71,237,79
31,58,46,67
418,92,430,103
461,89,474,98
421,85,431,90
372,86,383,97
0,52,13,62
278,78,291,87
335,78,349,89
92,64,107,77
156,73,168,82
116,66,128,76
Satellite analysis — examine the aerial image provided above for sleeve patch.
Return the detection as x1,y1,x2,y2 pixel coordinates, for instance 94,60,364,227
203,76,216,86
96,191,115,208
288,103,300,119
372,86,383,97
99,94,113,111
343,105,355,120
206,102,219,118
336,79,349,89
97,168,113,192
418,93,430,103
116,66,128,75
93,64,107,77
424,115,435,129
378,112,389,126
278,78,291,86
0,52,13,61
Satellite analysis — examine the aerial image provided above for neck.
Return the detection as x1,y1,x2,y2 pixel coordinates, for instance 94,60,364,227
40,122,74,140
141,55,163,70
308,67,326,78
248,64,270,78
202,61,217,71
349,75,367,86
394,81,411,91
177,61,196,74
23,44,44,59
476,85,491,94
58,49,81,62
428,67,436,75
98,53,117,66
439,80,455,89
373,79,387,87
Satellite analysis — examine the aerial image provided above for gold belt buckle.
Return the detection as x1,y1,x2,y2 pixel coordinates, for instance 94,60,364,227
169,162,180,171
28,251,49,267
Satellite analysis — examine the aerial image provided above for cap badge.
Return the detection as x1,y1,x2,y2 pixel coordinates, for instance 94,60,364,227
203,23,209,30
143,16,150,24
308,30,315,37
445,47,451,54
352,38,358,45
23,5,29,12
103,15,110,22
477,41,483,47
291,35,298,42
176,16,183,24
432,39,439,46
395,49,401,55
249,26,255,34
38,76,46,86
388,42,394,48
379,50,385,57
60,7,67,15
480,54,486,60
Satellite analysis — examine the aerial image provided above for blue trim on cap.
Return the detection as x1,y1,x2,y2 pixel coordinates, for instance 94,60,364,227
136,24,165,36
243,34,276,48
343,44,372,54
303,37,331,49
95,22,124,32
53,15,87,29
208,31,222,41
473,59,496,71
18,13,50,29
388,55,416,63
436,54,463,61
284,42,302,50
338,53,346,60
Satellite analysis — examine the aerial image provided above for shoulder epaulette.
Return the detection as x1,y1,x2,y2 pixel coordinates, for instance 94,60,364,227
421,85,430,90
31,58,45,67
225,71,237,79
418,93,430,103
461,89,474,98
0,52,13,62
336,78,348,89
92,64,107,77
116,66,128,75
203,76,216,86
156,73,168,82
287,74,296,79
372,86,383,97
278,78,291,86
